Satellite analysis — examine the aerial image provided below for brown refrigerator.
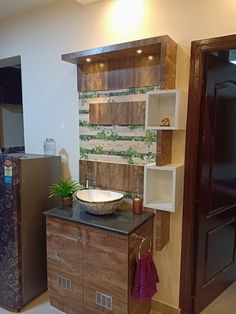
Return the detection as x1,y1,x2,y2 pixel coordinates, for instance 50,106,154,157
0,153,61,311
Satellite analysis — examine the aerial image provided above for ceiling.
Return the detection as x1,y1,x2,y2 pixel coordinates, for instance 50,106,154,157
75,0,101,4
0,0,101,21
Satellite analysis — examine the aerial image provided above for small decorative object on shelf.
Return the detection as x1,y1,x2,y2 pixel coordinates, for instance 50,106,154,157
49,178,83,208
160,117,170,127
133,195,143,215
145,89,186,130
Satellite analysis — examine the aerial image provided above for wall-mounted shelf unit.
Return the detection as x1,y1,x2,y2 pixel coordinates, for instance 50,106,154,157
145,89,186,130
62,35,177,92
143,163,184,212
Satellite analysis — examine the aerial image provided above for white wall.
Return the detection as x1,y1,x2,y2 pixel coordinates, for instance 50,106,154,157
1,0,236,308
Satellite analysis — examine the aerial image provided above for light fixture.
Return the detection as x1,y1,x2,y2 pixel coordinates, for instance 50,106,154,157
137,49,143,54
86,58,91,62
109,0,145,35
148,55,154,60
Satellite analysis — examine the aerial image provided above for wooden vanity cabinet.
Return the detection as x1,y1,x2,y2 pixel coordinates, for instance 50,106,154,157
46,216,154,314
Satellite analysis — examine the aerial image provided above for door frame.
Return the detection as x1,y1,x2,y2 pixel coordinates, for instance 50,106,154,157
179,34,236,314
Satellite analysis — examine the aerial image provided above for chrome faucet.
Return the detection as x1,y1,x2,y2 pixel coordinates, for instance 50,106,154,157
85,175,96,189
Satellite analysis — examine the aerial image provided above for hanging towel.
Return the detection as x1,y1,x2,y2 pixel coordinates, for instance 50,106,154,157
132,252,159,299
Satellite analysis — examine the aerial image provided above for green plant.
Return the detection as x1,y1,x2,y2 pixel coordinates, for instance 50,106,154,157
49,178,83,199
92,145,104,154
121,147,139,165
144,130,156,148
80,147,88,160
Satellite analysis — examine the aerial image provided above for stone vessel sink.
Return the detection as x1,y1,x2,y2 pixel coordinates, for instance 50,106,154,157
76,189,124,215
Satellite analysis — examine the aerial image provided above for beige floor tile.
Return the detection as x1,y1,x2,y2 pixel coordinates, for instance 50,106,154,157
201,282,236,314
0,293,61,314
0,282,235,314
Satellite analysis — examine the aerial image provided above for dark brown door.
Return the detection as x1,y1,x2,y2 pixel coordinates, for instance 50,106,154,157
194,53,236,313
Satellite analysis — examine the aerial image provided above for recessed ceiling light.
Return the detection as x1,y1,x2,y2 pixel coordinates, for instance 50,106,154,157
137,49,143,54
86,58,91,62
148,55,154,60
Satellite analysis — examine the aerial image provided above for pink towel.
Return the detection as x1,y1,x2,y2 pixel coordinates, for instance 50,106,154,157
132,252,159,299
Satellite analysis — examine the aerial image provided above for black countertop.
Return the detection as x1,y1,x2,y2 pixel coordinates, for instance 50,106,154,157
44,203,154,235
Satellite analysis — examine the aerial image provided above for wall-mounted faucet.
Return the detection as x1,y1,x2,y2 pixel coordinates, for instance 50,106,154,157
85,175,96,189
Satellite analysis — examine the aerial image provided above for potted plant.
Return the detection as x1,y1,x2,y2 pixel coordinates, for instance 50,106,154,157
49,178,83,208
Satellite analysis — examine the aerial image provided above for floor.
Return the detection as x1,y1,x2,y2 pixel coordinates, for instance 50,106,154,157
0,283,235,314
0,293,60,314
201,281,236,314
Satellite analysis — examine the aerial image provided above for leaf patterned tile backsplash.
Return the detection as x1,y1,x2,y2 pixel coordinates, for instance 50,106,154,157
79,86,159,166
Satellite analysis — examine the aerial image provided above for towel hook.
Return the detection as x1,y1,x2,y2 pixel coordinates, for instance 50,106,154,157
138,237,152,260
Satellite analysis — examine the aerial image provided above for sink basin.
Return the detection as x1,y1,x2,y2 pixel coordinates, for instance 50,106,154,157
76,189,124,215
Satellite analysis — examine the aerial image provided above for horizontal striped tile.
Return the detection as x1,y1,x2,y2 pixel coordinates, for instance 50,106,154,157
80,154,148,166
80,140,156,154
79,93,147,110
79,126,146,137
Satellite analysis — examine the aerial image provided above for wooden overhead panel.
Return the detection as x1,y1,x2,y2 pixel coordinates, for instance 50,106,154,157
89,101,145,125
62,35,177,92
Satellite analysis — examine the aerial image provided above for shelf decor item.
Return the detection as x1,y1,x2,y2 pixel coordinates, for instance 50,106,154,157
145,89,186,130
49,178,83,208
133,195,143,215
160,117,170,127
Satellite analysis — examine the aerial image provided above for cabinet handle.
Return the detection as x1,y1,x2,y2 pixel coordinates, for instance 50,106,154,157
81,230,88,245
77,228,81,242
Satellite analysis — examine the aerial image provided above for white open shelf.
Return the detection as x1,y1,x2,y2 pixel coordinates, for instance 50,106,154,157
144,163,184,212
145,89,186,130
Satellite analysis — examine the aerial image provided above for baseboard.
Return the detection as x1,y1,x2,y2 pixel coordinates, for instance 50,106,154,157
152,299,181,314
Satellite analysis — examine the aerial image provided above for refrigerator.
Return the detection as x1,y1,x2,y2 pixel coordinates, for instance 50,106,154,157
0,153,61,311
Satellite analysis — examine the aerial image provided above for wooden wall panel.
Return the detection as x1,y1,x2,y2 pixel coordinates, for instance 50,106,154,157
78,62,108,92
155,210,170,251
89,101,145,125
78,55,161,92
160,39,177,90
133,55,160,88
156,130,172,166
79,160,144,194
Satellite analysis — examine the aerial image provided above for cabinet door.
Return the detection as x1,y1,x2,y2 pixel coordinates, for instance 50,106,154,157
46,218,83,314
83,226,129,314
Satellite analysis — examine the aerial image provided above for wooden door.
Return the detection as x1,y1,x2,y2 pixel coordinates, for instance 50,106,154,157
83,226,129,314
193,53,236,313
46,218,84,314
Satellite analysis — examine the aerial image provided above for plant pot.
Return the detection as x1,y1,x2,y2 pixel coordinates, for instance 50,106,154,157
61,196,73,208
